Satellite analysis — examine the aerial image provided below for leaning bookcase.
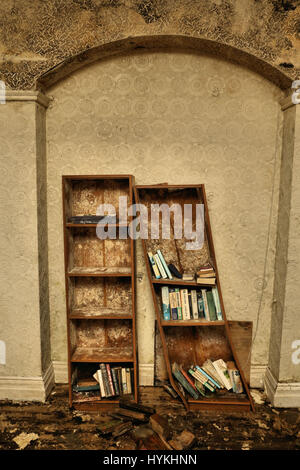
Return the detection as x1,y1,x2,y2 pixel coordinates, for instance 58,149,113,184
62,175,138,410
134,184,254,412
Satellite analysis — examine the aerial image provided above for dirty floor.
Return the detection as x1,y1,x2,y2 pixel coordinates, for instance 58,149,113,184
0,385,299,450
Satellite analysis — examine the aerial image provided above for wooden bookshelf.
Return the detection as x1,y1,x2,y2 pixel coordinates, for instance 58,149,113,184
134,184,254,412
62,175,138,410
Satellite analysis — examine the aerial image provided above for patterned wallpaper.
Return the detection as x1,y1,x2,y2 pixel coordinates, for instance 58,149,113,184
46,50,283,378
0,101,45,377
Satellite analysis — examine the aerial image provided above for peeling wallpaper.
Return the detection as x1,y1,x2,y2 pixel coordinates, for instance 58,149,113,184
46,50,283,377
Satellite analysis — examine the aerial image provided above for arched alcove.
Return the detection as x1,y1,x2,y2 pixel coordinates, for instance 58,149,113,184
45,40,285,387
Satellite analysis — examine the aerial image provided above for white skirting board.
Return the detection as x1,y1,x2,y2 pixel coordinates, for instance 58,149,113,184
0,362,54,402
250,364,267,389
264,367,300,407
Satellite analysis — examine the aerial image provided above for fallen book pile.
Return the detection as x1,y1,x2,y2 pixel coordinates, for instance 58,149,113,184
172,359,243,399
96,397,196,451
161,285,223,321
72,363,134,400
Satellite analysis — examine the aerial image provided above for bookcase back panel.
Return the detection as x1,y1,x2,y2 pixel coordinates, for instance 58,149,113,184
163,325,232,370
64,179,130,219
70,319,133,351
138,187,211,273
68,229,131,269
69,277,132,316
155,321,252,385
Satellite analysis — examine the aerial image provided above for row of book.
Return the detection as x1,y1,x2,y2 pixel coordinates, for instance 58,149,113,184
148,250,217,286
73,364,134,399
161,286,223,321
172,359,243,399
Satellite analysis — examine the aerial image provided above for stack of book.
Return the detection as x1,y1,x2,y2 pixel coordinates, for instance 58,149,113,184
72,363,134,399
196,263,216,285
161,286,223,321
172,359,243,399
148,250,173,280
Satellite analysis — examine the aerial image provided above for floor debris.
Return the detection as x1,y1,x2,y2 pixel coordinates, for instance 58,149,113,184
0,385,299,450
13,432,39,450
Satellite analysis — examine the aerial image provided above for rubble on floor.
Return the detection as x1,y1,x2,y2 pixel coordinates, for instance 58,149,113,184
0,385,300,450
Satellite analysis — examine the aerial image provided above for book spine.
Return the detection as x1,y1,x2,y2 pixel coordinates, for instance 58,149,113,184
193,369,216,391
175,288,183,320
194,380,206,396
180,290,187,320
111,367,120,396
117,368,123,396
126,368,132,394
201,289,210,321
180,367,198,392
196,366,221,389
100,363,112,397
121,368,127,394
106,364,115,396
172,367,199,399
197,292,205,318
206,291,217,321
181,289,190,320
97,370,106,397
154,253,167,279
191,290,199,319
212,287,223,320
157,250,173,280
161,286,171,321
147,252,161,279
189,369,215,392
169,289,178,320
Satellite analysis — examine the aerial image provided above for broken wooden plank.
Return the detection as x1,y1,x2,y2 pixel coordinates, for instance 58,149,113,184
150,413,172,440
112,408,148,423
111,422,133,438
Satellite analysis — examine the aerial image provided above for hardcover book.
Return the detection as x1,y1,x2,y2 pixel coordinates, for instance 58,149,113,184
157,250,173,280
172,363,199,399
161,286,171,321
201,289,210,321
191,290,199,319
154,253,167,279
169,289,178,320
148,251,161,279
175,288,183,320
206,290,217,321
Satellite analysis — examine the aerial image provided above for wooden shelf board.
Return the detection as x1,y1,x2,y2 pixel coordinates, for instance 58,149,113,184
70,314,133,320
66,223,129,228
71,347,134,363
68,267,132,277
161,320,225,326
69,307,132,320
152,278,216,287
